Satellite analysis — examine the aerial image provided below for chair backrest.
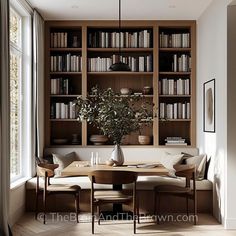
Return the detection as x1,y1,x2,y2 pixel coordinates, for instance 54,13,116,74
36,163,59,178
175,164,196,188
89,170,137,185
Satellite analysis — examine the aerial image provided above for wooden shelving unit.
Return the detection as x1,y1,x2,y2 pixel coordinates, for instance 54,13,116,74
44,20,196,147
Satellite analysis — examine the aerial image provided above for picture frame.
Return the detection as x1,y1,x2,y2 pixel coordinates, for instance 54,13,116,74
203,79,215,132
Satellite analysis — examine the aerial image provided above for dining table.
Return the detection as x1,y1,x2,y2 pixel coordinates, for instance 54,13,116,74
61,161,169,214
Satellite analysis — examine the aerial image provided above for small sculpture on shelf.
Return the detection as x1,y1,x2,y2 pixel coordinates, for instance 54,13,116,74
74,86,154,166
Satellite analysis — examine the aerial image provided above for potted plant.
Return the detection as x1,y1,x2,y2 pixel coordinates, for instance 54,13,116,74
74,87,154,166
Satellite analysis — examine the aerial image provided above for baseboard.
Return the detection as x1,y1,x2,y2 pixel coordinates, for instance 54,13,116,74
9,204,25,227
225,218,236,229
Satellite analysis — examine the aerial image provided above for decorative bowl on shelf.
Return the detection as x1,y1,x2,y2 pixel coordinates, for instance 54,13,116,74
90,135,108,145
53,138,68,144
120,88,132,95
138,135,152,145
143,86,152,95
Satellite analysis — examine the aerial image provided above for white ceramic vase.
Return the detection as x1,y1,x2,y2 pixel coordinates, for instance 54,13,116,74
110,144,124,166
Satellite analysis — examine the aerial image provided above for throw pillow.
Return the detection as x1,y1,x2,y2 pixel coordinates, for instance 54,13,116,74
162,153,184,177
52,152,79,177
185,154,207,180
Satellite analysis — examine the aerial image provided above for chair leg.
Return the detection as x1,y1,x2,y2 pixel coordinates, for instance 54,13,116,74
43,191,47,224
133,199,136,234
194,194,197,225
35,191,39,220
186,195,189,217
92,202,95,234
97,205,101,225
136,194,140,224
156,192,161,224
75,192,79,223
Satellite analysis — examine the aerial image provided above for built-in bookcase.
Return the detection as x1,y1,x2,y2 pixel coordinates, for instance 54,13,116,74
44,21,196,147
158,24,196,146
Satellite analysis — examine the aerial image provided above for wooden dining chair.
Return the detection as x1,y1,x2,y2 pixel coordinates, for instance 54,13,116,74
89,170,138,234
35,163,81,224
153,164,197,225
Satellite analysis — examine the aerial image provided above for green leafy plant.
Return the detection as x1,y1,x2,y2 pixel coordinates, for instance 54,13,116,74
75,87,154,145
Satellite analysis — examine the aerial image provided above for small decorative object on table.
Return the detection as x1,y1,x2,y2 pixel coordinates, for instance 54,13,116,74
75,86,154,166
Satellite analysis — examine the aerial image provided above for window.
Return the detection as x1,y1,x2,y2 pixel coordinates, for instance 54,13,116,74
10,2,32,182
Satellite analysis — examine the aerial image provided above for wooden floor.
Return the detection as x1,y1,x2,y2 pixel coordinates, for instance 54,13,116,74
12,213,236,236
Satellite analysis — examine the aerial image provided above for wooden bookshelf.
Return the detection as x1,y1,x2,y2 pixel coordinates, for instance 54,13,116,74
44,20,196,147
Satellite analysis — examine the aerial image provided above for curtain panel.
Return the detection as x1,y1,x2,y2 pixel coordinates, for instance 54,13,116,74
0,0,11,235
33,10,45,170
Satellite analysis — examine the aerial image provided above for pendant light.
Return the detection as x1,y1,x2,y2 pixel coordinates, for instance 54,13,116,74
109,0,131,71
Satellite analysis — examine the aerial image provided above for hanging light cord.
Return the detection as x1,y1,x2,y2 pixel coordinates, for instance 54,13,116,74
119,0,122,60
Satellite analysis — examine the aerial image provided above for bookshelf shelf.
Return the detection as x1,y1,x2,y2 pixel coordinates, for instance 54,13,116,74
50,95,81,97
88,48,153,52
50,48,82,52
159,95,191,98
87,72,153,75
49,72,82,75
160,119,191,122
50,119,78,122
159,72,191,76
45,20,196,147
159,48,191,52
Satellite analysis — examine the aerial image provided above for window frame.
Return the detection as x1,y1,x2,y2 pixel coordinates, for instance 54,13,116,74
10,0,33,183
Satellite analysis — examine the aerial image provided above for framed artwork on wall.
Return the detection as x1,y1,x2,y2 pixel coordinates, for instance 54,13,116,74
203,79,215,133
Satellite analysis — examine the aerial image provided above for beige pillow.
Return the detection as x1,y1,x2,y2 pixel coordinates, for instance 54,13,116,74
162,153,184,177
52,152,78,177
185,154,207,180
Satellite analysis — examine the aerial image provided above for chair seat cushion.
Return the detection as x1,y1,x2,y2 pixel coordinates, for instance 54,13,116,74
47,184,81,192
154,185,191,193
94,190,132,201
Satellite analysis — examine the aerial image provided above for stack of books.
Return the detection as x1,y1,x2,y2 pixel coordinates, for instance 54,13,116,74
172,54,191,72
50,32,68,48
88,55,152,72
50,54,82,72
165,137,187,146
159,102,191,119
159,78,190,95
50,78,70,95
50,102,77,119
159,32,190,48
88,30,152,48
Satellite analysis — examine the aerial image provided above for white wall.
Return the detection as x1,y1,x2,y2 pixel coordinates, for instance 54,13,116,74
197,0,231,223
226,4,236,229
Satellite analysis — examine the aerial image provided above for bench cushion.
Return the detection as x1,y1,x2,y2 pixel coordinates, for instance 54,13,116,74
26,176,212,191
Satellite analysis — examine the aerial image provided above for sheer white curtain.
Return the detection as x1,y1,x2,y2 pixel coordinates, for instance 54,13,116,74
0,0,11,235
33,10,44,170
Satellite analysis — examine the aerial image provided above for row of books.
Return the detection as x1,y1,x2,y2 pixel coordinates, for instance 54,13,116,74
159,102,191,119
88,55,152,72
165,137,187,146
160,32,190,48
50,102,77,119
172,54,191,72
159,78,190,95
50,32,81,48
50,54,82,72
88,30,152,48
50,78,71,95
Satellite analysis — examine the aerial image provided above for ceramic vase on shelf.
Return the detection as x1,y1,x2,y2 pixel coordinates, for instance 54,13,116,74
138,135,151,145
110,144,124,166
